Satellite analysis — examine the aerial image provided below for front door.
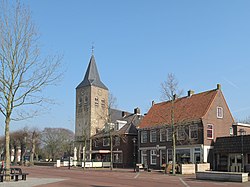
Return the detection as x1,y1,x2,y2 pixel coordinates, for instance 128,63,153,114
229,154,242,172
160,150,166,167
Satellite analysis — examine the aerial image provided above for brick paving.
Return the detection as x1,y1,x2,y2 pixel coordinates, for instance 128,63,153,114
1,166,250,187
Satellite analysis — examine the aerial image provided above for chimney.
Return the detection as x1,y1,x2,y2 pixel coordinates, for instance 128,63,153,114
134,107,140,115
188,90,194,97
152,100,155,106
173,94,177,100
217,84,221,90
122,111,127,118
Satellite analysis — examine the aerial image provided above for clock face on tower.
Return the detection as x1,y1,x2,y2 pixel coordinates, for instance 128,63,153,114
98,89,102,96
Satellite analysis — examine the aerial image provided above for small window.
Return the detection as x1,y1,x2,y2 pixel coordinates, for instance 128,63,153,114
217,107,223,118
230,127,233,136
78,97,82,105
141,131,147,143
177,127,185,140
94,140,98,147
95,97,99,106
101,99,105,108
150,130,157,142
115,137,120,146
103,137,110,146
160,128,166,142
84,96,88,104
207,124,213,139
189,124,198,139
167,128,172,141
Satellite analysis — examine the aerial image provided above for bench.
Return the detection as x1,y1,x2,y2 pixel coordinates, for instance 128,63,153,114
196,171,248,183
0,168,29,182
10,168,29,181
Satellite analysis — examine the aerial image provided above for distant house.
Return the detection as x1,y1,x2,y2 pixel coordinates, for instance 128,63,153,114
214,123,250,172
138,84,234,170
90,108,143,168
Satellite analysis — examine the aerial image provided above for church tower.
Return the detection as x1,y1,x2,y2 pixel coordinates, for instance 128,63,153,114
75,54,109,143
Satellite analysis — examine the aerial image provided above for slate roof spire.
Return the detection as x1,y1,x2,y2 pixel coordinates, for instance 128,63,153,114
76,54,108,90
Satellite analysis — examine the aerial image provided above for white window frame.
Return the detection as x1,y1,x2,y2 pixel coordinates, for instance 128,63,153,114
217,107,223,119
150,150,157,165
189,124,198,139
230,127,233,136
141,131,147,143
150,130,157,142
115,136,120,146
103,137,110,146
94,140,98,147
207,124,214,139
160,128,166,142
167,128,172,141
177,127,185,140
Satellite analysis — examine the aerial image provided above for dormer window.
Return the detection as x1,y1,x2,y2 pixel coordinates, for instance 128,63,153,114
115,120,127,131
217,107,223,119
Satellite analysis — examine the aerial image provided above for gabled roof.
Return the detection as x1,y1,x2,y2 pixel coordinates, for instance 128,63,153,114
139,89,219,129
91,112,143,139
76,55,108,90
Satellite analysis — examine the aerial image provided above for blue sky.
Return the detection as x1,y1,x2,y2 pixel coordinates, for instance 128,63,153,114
1,0,250,135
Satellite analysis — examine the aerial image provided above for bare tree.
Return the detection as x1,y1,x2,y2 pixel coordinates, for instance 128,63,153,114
239,116,250,124
28,128,41,165
160,73,182,175
9,129,28,165
0,1,62,178
41,128,74,161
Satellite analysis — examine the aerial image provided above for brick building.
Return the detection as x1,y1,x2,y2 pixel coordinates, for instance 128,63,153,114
214,123,250,172
90,108,143,168
138,84,234,170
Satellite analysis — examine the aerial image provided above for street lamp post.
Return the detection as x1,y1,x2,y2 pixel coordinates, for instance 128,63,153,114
239,129,246,172
68,142,72,170
132,137,136,172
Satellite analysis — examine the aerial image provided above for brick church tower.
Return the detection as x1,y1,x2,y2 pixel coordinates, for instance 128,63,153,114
75,54,109,160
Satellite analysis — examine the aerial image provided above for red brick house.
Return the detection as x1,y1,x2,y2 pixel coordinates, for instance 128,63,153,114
138,84,234,170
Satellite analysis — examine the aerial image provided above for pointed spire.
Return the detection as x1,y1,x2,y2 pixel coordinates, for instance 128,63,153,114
91,42,95,55
76,54,108,90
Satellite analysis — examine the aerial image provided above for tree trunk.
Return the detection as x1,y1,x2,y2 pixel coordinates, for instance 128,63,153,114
30,140,35,165
110,135,113,170
14,145,18,165
5,116,11,181
171,99,176,175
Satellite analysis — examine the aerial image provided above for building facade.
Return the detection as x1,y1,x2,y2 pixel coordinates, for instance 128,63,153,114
90,108,143,168
75,54,109,161
138,84,234,170
214,123,250,172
